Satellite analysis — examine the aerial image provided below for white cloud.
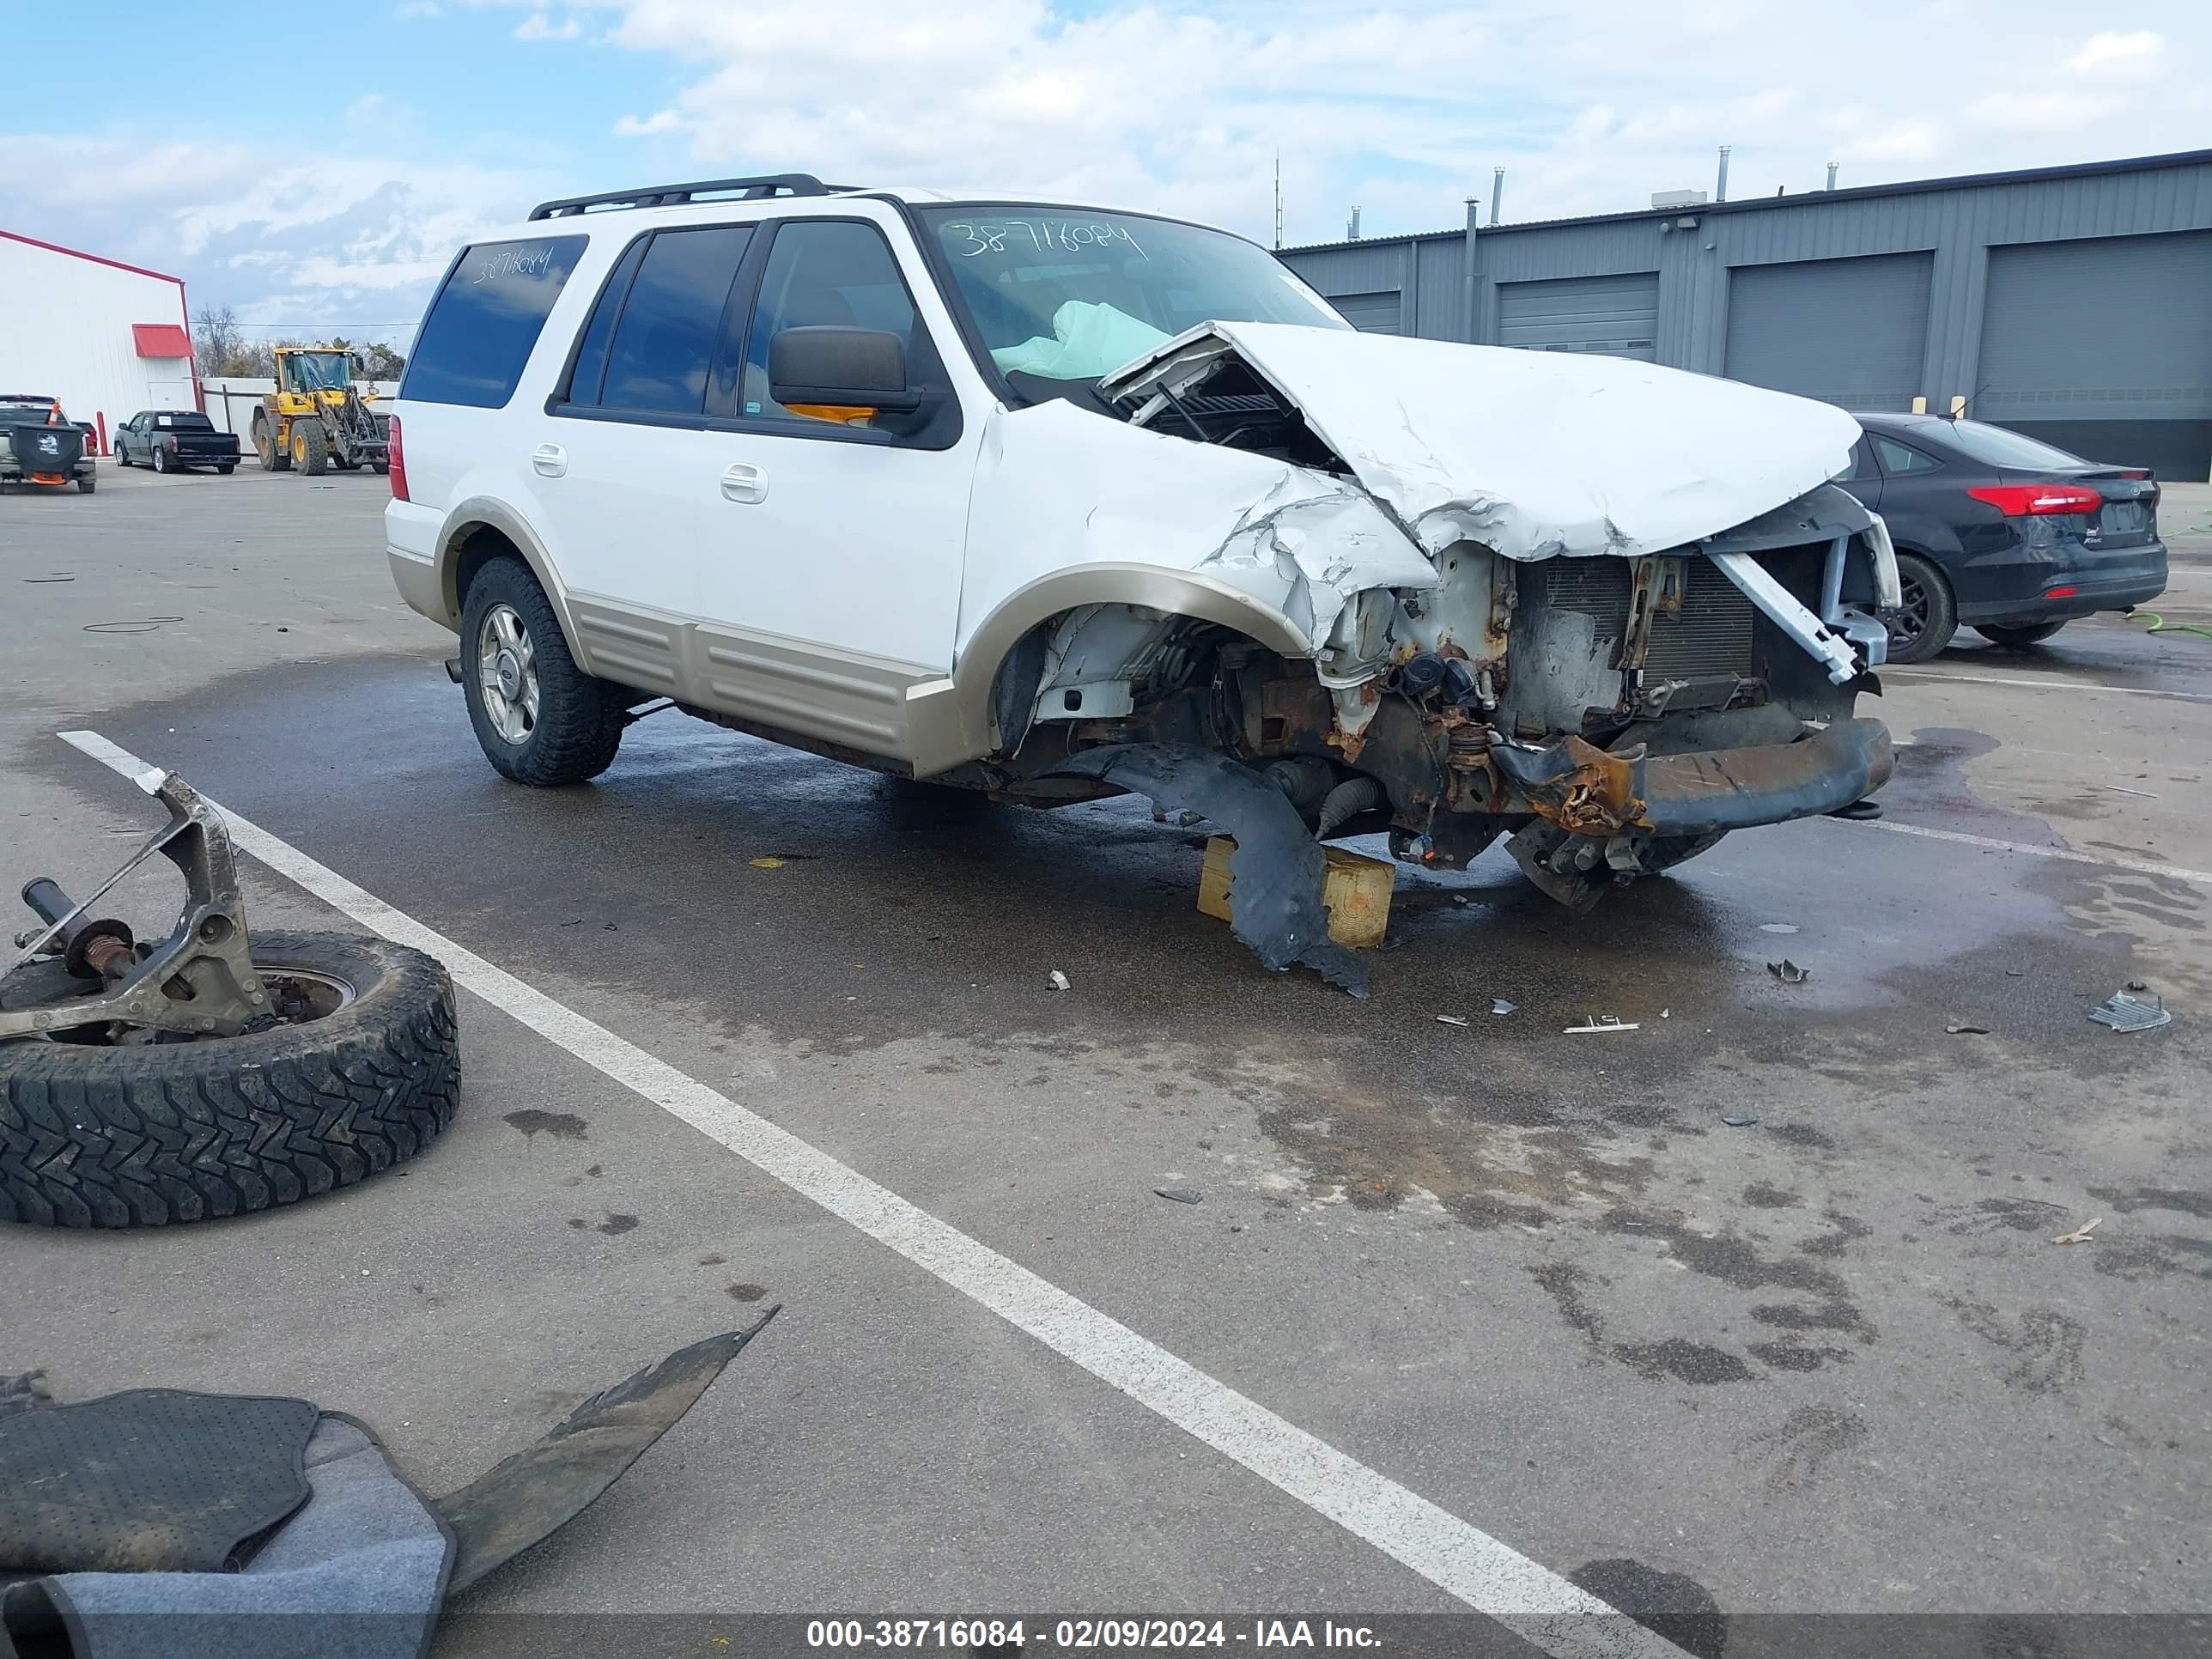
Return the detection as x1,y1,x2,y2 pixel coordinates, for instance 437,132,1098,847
514,12,583,40
561,0,2211,240
2069,29,2163,71
4,0,2206,340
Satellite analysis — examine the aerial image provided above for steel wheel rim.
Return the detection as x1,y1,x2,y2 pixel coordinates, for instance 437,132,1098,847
477,602,539,745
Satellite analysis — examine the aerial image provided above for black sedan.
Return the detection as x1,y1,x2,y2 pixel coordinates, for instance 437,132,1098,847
1838,413,2167,663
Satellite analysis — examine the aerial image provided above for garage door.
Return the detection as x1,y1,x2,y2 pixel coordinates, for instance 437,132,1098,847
1328,291,1401,334
1497,273,1658,361
1724,252,1932,410
1978,231,2212,422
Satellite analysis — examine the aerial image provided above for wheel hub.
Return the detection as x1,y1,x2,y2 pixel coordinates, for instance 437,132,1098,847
495,651,522,699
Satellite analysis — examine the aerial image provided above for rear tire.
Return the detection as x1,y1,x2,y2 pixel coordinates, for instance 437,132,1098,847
1976,621,2066,647
1887,553,1957,664
76,474,94,495
459,556,625,786
151,446,169,474
256,419,290,471
217,463,235,476
0,930,458,1229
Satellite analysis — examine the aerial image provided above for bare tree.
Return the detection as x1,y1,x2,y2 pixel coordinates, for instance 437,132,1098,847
191,306,251,375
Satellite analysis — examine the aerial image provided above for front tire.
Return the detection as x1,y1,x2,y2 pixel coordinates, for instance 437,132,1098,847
0,930,458,1229
1976,620,2066,647
459,556,625,786
1887,552,1958,664
295,423,330,476
114,441,131,468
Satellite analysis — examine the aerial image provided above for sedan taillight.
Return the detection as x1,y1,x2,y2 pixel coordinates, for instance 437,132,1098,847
1965,483,2102,517
388,414,409,502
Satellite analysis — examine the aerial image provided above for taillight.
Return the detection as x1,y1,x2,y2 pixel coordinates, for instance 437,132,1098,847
387,414,409,502
1965,483,2102,517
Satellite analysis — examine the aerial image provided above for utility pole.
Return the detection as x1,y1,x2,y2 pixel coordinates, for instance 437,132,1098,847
1717,144,1732,204
1273,151,1284,250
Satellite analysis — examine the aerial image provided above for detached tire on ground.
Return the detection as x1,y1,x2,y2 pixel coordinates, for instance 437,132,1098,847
0,931,458,1229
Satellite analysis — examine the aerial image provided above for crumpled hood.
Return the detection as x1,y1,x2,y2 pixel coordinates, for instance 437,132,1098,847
1098,320,1866,562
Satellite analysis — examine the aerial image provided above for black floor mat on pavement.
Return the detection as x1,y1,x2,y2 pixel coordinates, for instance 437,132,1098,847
0,1390,318,1575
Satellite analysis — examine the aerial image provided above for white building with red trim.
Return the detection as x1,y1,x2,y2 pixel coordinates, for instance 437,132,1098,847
0,229,198,456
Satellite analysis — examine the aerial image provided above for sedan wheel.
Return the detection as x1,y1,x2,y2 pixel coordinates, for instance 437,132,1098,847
1885,553,1958,665
476,602,540,745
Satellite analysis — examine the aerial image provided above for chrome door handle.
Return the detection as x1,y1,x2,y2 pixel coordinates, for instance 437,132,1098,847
720,462,769,504
532,443,567,477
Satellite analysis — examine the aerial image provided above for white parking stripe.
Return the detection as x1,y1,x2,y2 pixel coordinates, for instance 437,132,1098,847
1855,817,2212,889
58,730,1682,1659
1883,668,2212,706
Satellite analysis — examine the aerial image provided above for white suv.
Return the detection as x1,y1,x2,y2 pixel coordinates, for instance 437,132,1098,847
386,174,1899,993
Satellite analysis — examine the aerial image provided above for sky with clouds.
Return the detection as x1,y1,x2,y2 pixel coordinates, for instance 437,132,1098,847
4,1,2203,347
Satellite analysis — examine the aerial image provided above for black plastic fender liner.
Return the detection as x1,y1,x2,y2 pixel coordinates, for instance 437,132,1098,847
1047,743,1370,998
434,1310,780,1594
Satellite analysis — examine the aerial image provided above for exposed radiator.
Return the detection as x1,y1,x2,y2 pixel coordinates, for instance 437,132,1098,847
1526,556,1756,678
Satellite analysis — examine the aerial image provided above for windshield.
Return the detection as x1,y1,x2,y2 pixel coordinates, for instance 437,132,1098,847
918,206,1347,383
1943,419,2091,471
287,353,353,392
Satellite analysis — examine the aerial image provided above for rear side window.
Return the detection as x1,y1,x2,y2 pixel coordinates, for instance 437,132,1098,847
599,225,754,414
403,236,586,408
562,237,649,407
1942,420,2088,471
1872,435,1939,473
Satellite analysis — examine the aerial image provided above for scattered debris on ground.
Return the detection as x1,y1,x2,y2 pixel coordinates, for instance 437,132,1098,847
1759,923,1799,935
1492,999,1516,1016
1153,1188,1202,1205
2051,1218,2103,1245
2087,989,2171,1032
1436,1013,1470,1027
1945,1023,1990,1035
1719,1112,1759,1127
1768,959,1810,984
1048,969,1071,991
1564,1015,1638,1034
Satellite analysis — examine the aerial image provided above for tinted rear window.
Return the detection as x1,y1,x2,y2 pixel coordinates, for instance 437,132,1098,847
403,236,586,408
599,225,753,414
1942,420,2088,471
157,413,214,430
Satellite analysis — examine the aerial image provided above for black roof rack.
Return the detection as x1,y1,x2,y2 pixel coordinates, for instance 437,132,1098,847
527,174,853,220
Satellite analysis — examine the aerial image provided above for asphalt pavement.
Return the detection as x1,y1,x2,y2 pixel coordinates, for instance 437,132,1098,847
3,461,2209,1655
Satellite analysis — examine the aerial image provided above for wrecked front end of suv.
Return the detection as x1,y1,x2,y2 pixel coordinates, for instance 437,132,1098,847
968,322,1898,993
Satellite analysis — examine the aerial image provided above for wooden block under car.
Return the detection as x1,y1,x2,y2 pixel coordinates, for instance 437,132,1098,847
1195,835,1395,950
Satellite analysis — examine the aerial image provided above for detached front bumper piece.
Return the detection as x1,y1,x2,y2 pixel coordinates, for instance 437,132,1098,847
1492,716,1893,840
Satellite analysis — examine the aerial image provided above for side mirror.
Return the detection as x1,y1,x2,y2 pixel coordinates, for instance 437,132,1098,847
351,353,367,373
769,326,921,416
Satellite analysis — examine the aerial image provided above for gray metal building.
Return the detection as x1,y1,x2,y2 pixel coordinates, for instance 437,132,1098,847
1278,148,2212,479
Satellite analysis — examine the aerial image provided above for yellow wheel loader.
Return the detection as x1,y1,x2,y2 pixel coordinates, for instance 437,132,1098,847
250,348,392,477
